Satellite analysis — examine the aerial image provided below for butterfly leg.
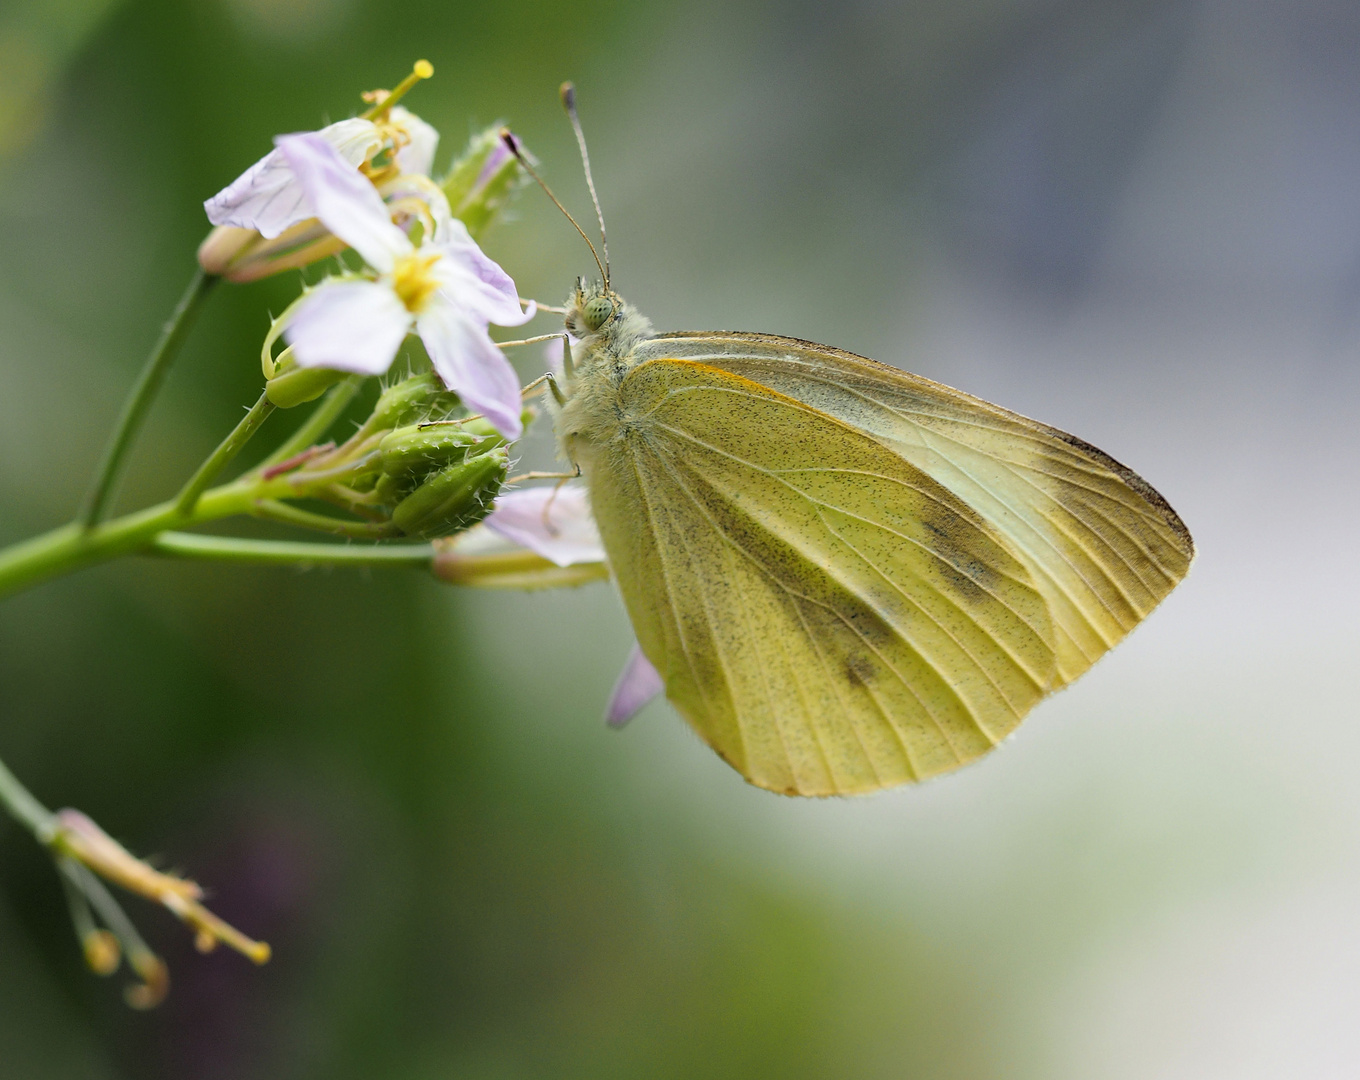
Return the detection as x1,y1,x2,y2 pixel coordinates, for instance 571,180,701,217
504,467,580,484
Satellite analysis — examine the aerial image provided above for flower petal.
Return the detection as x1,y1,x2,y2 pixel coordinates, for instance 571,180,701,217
432,238,534,327
277,133,412,273
284,279,412,375
605,645,664,728
389,106,439,177
483,484,605,566
204,118,380,239
416,303,524,439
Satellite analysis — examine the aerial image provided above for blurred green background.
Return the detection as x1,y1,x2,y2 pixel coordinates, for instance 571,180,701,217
3,0,1359,1076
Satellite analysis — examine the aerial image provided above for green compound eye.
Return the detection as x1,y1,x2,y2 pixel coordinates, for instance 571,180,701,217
582,296,615,332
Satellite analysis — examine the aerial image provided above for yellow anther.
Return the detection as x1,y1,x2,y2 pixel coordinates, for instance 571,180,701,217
391,251,443,313
83,929,121,976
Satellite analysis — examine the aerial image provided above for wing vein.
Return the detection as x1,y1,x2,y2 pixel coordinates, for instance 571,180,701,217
626,439,746,766
647,444,971,766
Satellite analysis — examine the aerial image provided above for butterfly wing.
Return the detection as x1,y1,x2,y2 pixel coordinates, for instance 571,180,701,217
630,333,1195,689
587,358,1060,795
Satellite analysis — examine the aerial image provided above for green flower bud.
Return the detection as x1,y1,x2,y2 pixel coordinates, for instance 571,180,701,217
391,446,508,539
265,364,350,408
440,126,528,240
378,423,499,481
357,373,462,439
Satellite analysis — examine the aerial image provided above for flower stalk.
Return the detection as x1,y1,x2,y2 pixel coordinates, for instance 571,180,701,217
79,269,219,528
0,62,610,1007
0,753,268,1008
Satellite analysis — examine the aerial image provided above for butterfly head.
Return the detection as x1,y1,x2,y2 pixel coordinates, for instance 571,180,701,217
565,277,652,356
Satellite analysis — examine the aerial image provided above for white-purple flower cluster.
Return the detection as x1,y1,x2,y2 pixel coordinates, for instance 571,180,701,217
205,106,661,725
203,112,532,439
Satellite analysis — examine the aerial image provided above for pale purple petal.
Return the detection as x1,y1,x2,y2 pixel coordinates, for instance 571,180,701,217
284,280,412,375
277,133,411,273
416,302,524,439
606,645,663,728
430,238,534,327
484,485,604,566
389,106,439,176
204,118,379,239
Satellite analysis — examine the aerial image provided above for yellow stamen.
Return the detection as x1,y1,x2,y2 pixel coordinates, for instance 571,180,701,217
391,251,442,312
361,60,434,121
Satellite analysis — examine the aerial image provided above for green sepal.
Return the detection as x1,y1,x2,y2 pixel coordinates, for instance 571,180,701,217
391,447,508,539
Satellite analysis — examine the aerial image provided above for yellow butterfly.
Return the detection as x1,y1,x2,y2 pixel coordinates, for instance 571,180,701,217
518,91,1193,797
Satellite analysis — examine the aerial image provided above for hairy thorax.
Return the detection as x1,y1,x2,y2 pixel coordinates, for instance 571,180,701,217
552,283,654,477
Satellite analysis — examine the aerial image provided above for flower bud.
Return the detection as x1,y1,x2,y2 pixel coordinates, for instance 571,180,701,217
357,373,462,440
440,126,528,239
378,423,499,480
83,929,122,976
391,446,508,539
265,363,350,408
198,221,347,284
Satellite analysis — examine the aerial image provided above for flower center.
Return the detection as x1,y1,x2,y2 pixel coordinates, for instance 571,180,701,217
391,251,442,313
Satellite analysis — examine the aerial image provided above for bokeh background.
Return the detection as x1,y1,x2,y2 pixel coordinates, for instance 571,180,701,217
2,0,1358,1076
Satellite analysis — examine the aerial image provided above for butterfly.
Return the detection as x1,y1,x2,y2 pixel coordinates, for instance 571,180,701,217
542,281,1193,796
515,90,1193,797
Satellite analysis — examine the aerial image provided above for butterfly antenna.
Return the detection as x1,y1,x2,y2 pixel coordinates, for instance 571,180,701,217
559,82,610,290
499,129,608,287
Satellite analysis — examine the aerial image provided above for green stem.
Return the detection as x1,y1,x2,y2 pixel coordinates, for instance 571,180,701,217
259,375,363,471
151,532,436,567
79,269,219,528
252,500,398,540
0,482,262,601
175,392,276,516
0,753,56,839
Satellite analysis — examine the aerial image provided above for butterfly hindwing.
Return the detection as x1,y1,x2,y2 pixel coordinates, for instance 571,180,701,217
589,358,1059,795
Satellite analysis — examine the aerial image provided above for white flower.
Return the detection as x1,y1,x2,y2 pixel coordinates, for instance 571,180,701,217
277,133,533,439
203,107,442,239
482,485,663,727
483,485,604,566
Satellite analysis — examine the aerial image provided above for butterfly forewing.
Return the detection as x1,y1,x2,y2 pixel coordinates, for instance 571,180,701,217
630,333,1195,688
591,359,1060,795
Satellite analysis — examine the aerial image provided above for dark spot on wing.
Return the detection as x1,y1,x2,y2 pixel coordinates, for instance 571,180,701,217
844,653,877,687
918,508,1000,605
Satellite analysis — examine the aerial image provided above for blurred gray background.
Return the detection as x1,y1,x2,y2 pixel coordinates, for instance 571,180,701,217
1,0,1358,1076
